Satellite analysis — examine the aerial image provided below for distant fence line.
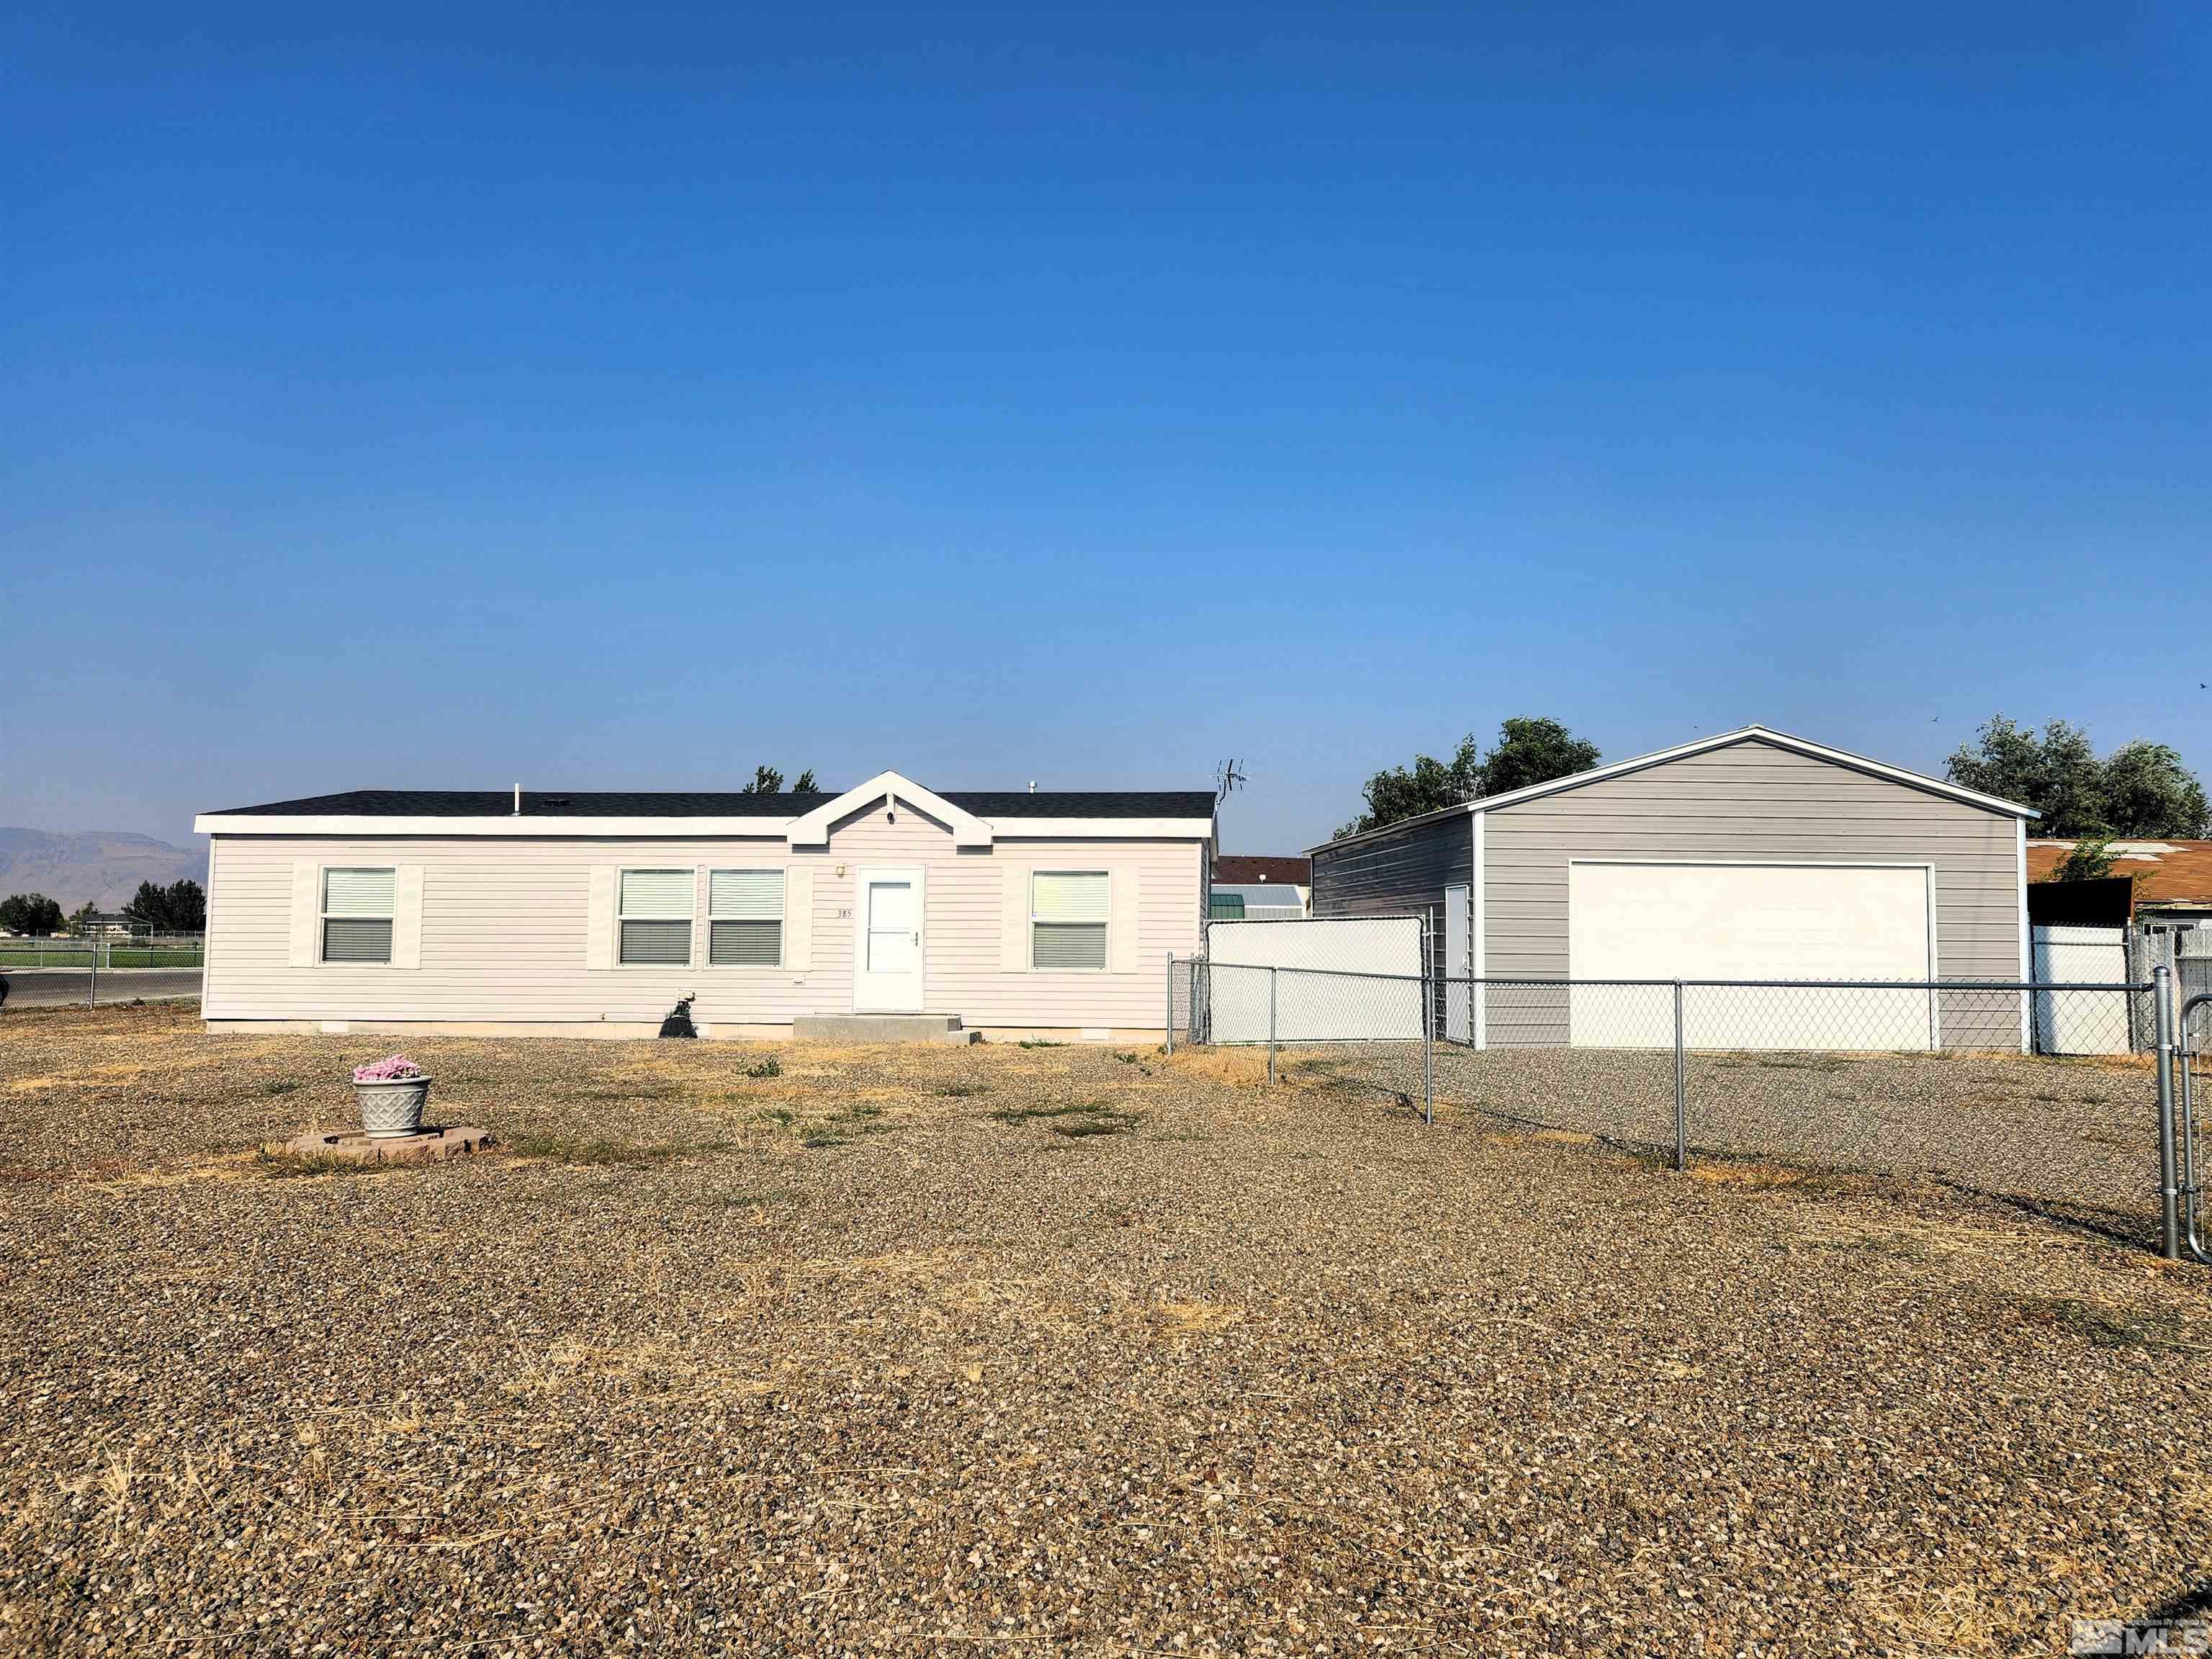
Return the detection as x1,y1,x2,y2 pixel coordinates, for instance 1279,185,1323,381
0,935,204,970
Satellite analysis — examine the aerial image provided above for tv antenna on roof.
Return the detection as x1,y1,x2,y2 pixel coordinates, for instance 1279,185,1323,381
1213,759,1246,856
1214,757,1246,809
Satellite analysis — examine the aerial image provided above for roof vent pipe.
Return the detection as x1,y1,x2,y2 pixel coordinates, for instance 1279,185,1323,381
1028,781,1035,793
513,783,521,817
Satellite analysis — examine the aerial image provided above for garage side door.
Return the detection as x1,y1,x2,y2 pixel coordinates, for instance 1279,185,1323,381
1567,862,1935,1051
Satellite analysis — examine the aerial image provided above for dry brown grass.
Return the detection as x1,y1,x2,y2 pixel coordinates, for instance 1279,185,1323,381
1486,1127,1600,1148
1148,1298,1241,1337
1157,1046,1272,1087
1684,1157,1827,1189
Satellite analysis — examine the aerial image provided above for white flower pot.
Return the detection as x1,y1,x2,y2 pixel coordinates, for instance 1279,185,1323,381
354,1076,431,1138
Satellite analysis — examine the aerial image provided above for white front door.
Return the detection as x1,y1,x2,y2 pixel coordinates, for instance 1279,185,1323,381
853,867,925,1012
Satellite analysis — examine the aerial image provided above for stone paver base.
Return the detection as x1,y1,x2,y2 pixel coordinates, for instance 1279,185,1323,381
276,1125,493,1165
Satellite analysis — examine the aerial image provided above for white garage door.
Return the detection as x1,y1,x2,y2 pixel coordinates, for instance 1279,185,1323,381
1568,861,1935,1051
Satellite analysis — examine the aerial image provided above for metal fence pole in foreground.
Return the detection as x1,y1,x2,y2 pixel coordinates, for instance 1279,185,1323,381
1267,967,1277,1086
1421,951,1434,1126
86,945,97,1009
1164,953,1174,1056
1672,979,1687,1172
2156,963,2180,1261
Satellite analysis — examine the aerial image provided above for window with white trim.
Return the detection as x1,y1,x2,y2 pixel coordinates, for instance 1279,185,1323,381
709,869,784,966
322,868,395,964
619,869,693,966
1031,871,1107,970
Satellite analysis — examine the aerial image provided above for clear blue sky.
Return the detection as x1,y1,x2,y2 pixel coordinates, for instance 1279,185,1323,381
5,3,2207,853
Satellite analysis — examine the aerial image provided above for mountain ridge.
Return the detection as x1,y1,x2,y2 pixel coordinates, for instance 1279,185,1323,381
0,828,209,913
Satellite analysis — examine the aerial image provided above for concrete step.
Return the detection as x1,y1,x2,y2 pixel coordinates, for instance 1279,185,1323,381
793,1015,977,1046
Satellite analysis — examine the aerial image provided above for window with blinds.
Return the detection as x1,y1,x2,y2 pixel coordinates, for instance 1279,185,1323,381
322,867,395,964
1031,871,1108,971
619,868,693,966
709,869,783,966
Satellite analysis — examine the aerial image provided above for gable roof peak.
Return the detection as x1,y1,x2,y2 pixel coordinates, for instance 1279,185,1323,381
785,770,994,849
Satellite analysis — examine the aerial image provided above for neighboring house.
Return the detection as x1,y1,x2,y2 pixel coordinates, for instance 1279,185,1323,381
1309,725,2037,1051
192,773,1214,1041
71,910,136,938
1209,854,1311,920
2026,840,2212,930
2028,839,2212,1004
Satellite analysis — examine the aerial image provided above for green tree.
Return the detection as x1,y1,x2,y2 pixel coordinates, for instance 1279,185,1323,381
739,765,820,794
1944,716,2108,837
2100,742,2210,837
0,894,64,936
1334,734,1483,839
1480,716,1603,798
1946,716,2208,838
163,878,206,932
1336,718,1599,838
120,878,206,932
2052,837,2117,881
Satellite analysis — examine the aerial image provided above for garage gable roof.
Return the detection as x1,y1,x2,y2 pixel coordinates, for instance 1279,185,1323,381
1310,727,2038,853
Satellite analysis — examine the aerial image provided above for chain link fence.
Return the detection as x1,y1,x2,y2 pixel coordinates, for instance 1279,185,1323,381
1170,955,2182,1256
0,942,204,1010
0,934,202,966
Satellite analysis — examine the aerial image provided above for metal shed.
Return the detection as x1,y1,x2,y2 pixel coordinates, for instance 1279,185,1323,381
1308,726,2036,1051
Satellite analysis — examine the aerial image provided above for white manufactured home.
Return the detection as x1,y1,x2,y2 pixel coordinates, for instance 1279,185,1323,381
193,773,1214,1041
1309,727,2039,1051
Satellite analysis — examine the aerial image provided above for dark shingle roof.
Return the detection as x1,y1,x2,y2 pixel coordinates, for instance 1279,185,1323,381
213,788,1216,820
1213,854,1310,886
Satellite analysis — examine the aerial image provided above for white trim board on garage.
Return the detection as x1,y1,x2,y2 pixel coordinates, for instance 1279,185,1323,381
1565,860,1938,1051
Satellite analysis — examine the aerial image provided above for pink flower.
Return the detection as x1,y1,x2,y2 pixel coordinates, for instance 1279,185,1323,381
353,1054,425,1083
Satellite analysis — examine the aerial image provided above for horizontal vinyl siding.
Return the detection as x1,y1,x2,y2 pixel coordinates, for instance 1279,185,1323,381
203,800,1205,1030
1482,738,2023,1046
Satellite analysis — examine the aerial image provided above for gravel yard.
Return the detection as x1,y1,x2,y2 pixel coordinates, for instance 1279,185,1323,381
1284,1039,2169,1252
6,1004,2212,1655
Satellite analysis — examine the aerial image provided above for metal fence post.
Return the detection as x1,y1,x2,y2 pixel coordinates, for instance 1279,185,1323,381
1672,980,1687,1172
1164,953,1174,1055
86,940,98,1009
2157,963,2180,1261
1421,925,1434,1126
1267,966,1277,1086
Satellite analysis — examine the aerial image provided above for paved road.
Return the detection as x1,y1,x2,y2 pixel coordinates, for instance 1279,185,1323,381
0,969,204,1010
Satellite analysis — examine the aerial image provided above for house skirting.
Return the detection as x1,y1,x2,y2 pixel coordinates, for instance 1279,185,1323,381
202,1018,1166,1044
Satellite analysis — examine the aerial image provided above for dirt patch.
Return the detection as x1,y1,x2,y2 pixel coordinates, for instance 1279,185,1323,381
1158,1046,1271,1087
